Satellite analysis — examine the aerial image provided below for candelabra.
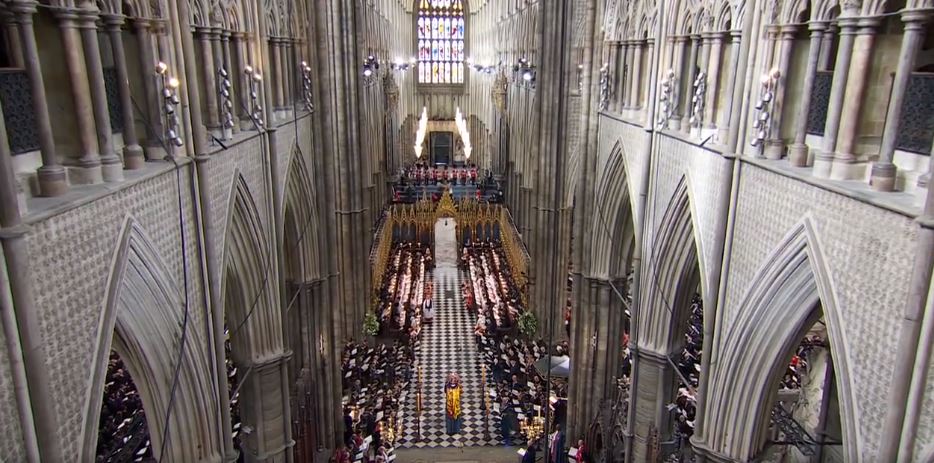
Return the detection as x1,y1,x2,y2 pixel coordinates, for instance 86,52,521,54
690,71,707,130
156,61,183,158
750,68,780,155
301,61,314,113
598,62,611,111
218,67,234,137
656,69,678,130
243,65,265,128
519,409,545,442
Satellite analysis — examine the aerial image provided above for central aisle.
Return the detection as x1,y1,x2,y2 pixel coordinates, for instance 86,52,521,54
398,234,501,448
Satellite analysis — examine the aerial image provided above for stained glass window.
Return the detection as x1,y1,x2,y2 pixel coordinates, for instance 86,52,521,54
416,0,465,85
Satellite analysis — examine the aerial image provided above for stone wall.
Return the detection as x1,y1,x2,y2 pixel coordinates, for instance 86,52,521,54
24,163,206,459
723,162,917,458
0,256,26,462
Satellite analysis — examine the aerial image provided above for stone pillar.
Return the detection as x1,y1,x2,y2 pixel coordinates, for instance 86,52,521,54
703,32,723,131
813,17,857,179
612,42,624,113
624,41,636,109
1,12,25,68
234,33,253,130
103,15,144,169
197,27,220,133
240,353,293,462
210,28,229,139
222,31,241,134
830,17,879,180
9,0,66,196
788,22,827,167
79,9,123,181
134,19,163,158
681,35,700,132
818,25,836,70
628,349,676,462
870,10,928,192
54,7,102,184
272,38,286,112
763,24,799,159
629,40,643,111
716,31,742,144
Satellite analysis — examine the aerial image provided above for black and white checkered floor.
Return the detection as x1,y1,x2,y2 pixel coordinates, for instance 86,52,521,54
398,264,503,448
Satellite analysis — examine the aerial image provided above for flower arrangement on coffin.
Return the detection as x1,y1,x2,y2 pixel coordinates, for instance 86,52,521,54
363,312,380,337
518,311,538,339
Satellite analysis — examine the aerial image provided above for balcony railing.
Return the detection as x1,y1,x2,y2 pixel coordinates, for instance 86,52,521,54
806,71,833,136
103,67,123,133
895,72,934,155
0,69,40,154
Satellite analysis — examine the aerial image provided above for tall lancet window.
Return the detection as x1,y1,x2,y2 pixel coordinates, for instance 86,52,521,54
416,0,466,85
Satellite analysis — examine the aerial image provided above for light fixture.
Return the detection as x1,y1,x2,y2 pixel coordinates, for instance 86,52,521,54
749,69,781,153
301,60,314,112
157,62,183,154
244,64,265,128
362,54,379,78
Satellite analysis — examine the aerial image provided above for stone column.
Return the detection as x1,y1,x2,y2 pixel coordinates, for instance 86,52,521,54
606,42,618,112
628,40,643,110
222,31,240,134
272,38,286,112
764,24,799,159
54,7,102,184
612,42,624,113
871,10,928,191
624,41,636,109
681,35,700,132
818,25,836,70
1,12,25,68
813,17,857,179
79,9,123,181
9,0,66,196
103,15,144,169
716,31,742,144
196,27,220,133
210,28,230,140
788,22,827,167
233,33,253,130
134,19,163,158
830,17,879,180
703,32,724,131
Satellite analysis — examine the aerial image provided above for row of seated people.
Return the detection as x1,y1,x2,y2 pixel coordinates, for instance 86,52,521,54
477,334,570,446
672,295,703,439
339,340,414,462
376,243,433,339
96,351,152,462
225,331,244,453
461,240,522,335
400,163,482,185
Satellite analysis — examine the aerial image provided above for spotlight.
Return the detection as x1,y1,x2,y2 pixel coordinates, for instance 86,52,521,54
522,70,533,81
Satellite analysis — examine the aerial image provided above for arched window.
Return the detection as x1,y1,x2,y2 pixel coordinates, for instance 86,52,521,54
416,0,466,85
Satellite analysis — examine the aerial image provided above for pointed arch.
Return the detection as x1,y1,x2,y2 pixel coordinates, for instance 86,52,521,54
81,218,221,462
282,145,322,283
221,172,282,362
637,176,704,354
589,140,638,280
696,218,859,461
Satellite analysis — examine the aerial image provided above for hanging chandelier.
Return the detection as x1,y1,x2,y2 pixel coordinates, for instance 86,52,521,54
414,106,428,158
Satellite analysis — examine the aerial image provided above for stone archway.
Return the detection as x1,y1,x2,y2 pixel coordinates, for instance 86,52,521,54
83,218,222,462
